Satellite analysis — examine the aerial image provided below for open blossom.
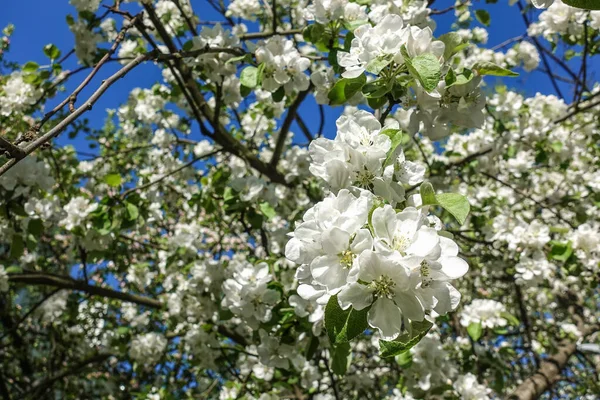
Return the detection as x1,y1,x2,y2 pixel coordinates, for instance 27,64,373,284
221,262,281,328
309,110,419,203
337,205,467,339
304,0,367,25
460,299,507,329
256,36,310,94
61,196,98,231
453,373,492,400
337,14,444,79
129,332,168,365
0,72,42,116
285,188,372,293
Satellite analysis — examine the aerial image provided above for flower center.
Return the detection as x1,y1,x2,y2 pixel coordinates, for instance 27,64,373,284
356,167,375,188
339,250,354,269
420,261,432,288
369,275,396,299
392,234,410,253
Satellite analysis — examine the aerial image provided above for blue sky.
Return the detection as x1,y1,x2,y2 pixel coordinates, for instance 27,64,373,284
1,0,596,152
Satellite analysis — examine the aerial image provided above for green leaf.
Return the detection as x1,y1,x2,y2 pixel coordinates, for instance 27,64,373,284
473,61,519,77
327,74,367,106
343,19,368,31
43,44,61,61
475,9,491,26
402,47,441,92
303,23,325,44
105,174,122,187
396,351,413,368
259,202,276,220
550,241,573,262
10,235,24,260
240,65,260,88
325,295,370,344
468,322,483,341
331,342,351,375
380,128,404,167
28,219,44,237
436,193,471,225
362,79,393,99
563,0,600,9
419,182,438,206
438,32,465,60
500,311,520,326
271,86,285,102
379,320,433,358
23,61,39,74
126,202,139,221
5,266,23,274
365,54,394,75
420,182,470,225
367,96,387,109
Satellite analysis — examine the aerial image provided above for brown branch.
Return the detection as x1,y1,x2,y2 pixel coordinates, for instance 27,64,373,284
509,323,599,400
8,272,162,309
0,53,150,177
270,87,311,167
240,29,302,40
28,352,112,396
554,98,600,124
0,137,25,160
120,150,219,199
142,3,291,187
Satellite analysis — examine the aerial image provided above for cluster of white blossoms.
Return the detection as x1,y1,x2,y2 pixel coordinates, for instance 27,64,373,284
337,14,444,79
129,332,168,366
255,36,311,94
61,196,98,231
286,111,469,341
460,299,507,330
221,261,281,329
0,71,42,116
303,0,367,25
453,373,492,400
528,0,600,38
309,110,424,204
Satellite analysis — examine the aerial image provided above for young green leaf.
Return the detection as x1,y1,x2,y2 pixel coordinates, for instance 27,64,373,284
325,295,370,343
473,61,519,77
435,193,471,225
438,32,465,60
331,342,352,375
563,0,600,9
327,74,367,106
402,46,441,92
468,321,483,341
43,44,61,60
105,174,122,187
240,65,260,88
379,320,433,358
419,182,437,206
259,202,277,220
365,54,394,75
475,9,491,26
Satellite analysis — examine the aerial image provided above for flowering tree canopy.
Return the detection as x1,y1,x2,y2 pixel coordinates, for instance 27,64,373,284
0,0,599,399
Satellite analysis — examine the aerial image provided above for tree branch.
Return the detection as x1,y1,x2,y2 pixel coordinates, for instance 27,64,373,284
8,272,162,309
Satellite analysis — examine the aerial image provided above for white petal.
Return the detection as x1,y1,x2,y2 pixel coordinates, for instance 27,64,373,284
350,228,373,254
311,256,348,292
406,227,440,257
321,227,350,255
337,283,373,310
394,291,425,322
372,205,397,243
439,256,469,279
368,298,403,340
